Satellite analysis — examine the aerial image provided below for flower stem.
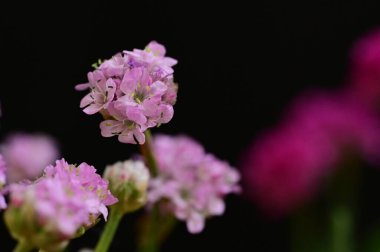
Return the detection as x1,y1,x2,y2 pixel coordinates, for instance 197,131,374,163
95,207,123,252
14,240,33,252
140,130,158,177
139,207,159,252
330,205,353,252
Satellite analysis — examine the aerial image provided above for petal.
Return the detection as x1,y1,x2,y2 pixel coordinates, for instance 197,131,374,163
80,93,95,108
99,204,109,221
83,103,103,115
146,41,166,56
126,107,147,125
0,195,6,209
208,198,225,215
120,67,141,94
133,128,146,144
118,130,136,144
162,57,178,67
158,104,174,124
142,98,160,117
150,81,167,97
100,120,124,137
187,213,205,234
75,83,91,91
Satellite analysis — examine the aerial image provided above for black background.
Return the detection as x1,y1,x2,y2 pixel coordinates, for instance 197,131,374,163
1,1,380,251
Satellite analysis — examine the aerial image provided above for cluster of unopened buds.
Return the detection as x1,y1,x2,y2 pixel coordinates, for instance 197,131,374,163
0,41,240,252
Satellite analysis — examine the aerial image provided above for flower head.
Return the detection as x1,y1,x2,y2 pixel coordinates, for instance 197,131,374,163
44,159,118,220
148,135,240,233
1,133,59,183
77,42,178,144
5,159,117,251
104,160,150,213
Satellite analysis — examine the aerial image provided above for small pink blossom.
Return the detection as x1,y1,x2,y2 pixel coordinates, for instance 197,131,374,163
76,42,178,144
1,133,59,183
80,76,116,115
148,135,240,233
125,41,178,79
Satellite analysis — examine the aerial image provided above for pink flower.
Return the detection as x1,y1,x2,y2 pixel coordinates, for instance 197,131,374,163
125,41,178,79
348,27,380,105
44,159,118,220
5,157,118,249
5,176,102,250
99,102,146,144
1,133,59,183
76,42,178,144
79,75,116,115
148,135,240,233
0,154,7,209
242,91,380,217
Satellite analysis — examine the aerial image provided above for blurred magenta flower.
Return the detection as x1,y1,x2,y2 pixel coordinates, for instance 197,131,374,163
242,127,335,217
349,28,380,105
1,133,59,183
0,154,6,209
76,41,178,144
242,91,380,217
148,135,240,233
288,92,380,163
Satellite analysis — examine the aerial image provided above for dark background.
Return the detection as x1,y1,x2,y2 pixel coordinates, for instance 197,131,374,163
1,1,380,251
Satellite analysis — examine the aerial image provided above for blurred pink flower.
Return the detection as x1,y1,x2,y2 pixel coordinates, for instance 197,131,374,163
242,91,380,217
44,159,118,220
77,41,178,144
149,135,240,233
1,133,59,183
349,28,380,105
0,154,7,209
5,159,117,250
8,178,92,238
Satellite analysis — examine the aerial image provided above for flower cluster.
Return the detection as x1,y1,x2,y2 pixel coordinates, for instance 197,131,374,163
1,133,59,183
44,159,118,220
104,160,150,213
0,154,7,209
76,41,178,144
242,91,380,217
5,159,117,250
148,135,240,233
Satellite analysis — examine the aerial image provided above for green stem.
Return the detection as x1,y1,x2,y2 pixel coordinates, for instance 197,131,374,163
14,240,33,252
330,205,353,252
139,207,159,252
95,208,123,252
140,130,158,177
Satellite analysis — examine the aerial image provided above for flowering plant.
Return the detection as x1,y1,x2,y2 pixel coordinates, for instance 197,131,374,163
0,41,240,252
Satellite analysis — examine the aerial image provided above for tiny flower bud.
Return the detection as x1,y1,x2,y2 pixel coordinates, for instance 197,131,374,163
104,160,150,213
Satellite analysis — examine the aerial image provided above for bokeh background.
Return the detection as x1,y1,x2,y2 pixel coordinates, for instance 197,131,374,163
2,1,380,251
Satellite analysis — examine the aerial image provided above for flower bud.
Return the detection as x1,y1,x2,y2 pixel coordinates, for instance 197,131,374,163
104,160,150,213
